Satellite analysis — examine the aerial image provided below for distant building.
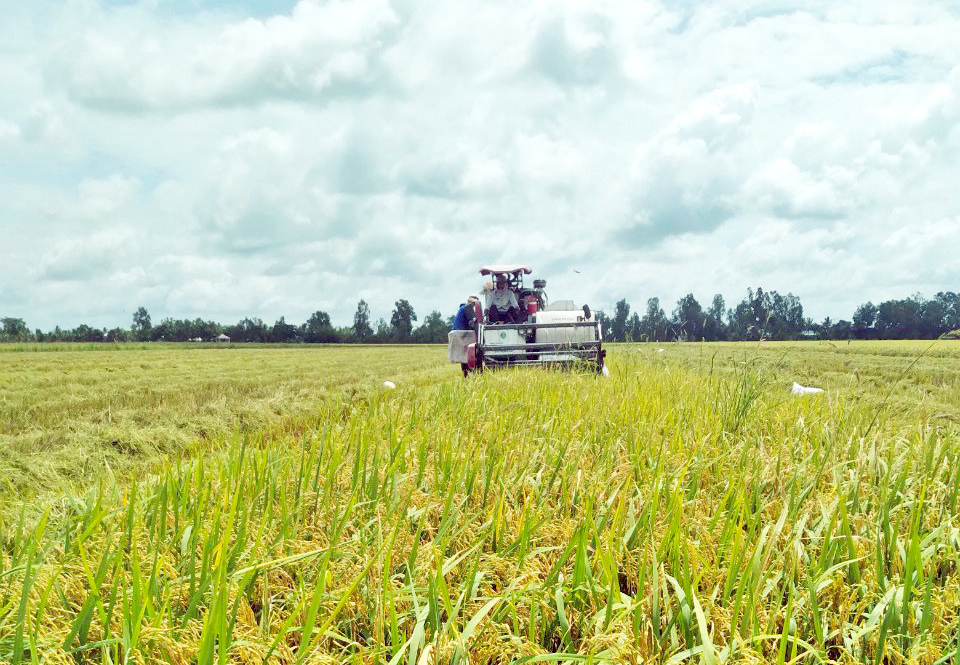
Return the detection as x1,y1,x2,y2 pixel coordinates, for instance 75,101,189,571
217,333,231,343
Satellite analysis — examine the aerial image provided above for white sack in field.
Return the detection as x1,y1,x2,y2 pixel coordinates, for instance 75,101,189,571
791,382,823,395
383,381,396,389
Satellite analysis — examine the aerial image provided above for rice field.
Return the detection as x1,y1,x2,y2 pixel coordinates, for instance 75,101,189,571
1,341,959,664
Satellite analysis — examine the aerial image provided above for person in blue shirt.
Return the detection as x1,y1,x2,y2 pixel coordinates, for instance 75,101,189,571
453,295,480,331
451,295,480,377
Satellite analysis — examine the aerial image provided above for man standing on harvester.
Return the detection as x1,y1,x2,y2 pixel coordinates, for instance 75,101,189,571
486,273,521,323
452,295,480,330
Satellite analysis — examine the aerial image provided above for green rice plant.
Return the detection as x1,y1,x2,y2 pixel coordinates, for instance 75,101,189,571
1,342,959,662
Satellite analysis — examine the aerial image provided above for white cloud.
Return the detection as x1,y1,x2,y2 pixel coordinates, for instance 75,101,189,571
618,82,758,243
512,133,582,191
3,0,960,330
459,153,508,195
784,122,848,169
883,217,960,255
0,119,20,143
744,159,850,218
528,7,621,86
37,228,138,282
908,65,960,145
77,175,141,221
736,220,856,270
21,100,67,142
50,0,399,111
667,82,758,148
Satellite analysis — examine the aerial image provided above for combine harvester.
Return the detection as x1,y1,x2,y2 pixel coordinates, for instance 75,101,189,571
449,265,605,374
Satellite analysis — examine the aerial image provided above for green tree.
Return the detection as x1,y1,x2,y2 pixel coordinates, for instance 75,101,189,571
72,324,104,342
919,297,947,338
627,313,641,342
1,317,30,341
640,298,667,341
390,299,417,341
226,317,268,343
767,292,804,339
875,297,922,339
852,301,877,339
191,319,221,341
705,294,726,340
151,318,172,341
610,299,630,342
413,311,448,343
373,318,391,341
304,310,338,343
270,317,299,343
672,294,705,341
131,306,152,341
935,291,960,332
832,319,853,339
749,288,773,336
819,317,833,340
105,327,129,342
730,288,771,339
353,300,373,341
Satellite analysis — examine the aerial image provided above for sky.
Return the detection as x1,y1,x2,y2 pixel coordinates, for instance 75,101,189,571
2,0,959,331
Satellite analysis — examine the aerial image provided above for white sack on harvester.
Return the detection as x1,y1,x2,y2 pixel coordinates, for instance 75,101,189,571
447,330,476,363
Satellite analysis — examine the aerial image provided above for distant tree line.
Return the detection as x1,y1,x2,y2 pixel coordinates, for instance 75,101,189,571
595,288,796,343
2,289,958,344
595,289,960,342
0,299,449,344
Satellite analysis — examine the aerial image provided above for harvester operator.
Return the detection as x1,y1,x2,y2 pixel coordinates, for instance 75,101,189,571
485,274,521,324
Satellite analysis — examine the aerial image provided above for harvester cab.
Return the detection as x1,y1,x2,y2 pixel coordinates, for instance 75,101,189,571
482,265,543,319
448,264,605,375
